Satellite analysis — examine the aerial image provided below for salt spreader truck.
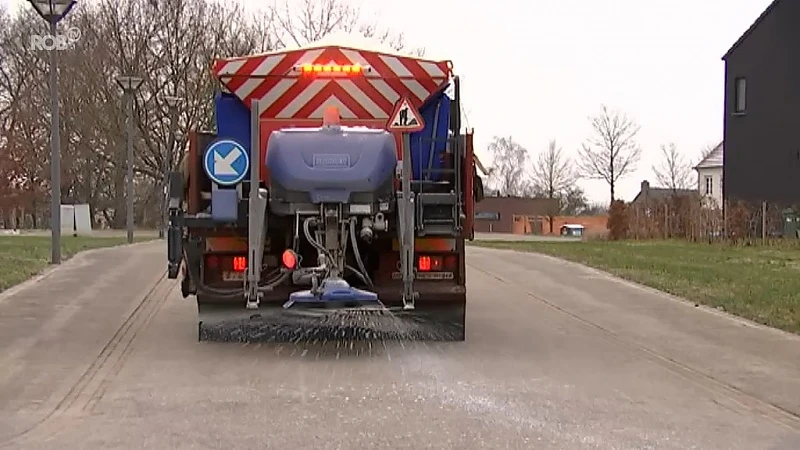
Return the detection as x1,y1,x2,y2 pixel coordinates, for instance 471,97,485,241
166,41,482,341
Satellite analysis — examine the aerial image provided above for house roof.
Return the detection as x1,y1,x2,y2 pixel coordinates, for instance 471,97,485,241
722,0,783,60
631,181,696,204
695,142,723,169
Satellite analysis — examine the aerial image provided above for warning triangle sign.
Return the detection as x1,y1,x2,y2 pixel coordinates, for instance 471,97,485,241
387,97,425,132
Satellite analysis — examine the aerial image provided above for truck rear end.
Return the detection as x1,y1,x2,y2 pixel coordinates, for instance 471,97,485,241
166,41,478,341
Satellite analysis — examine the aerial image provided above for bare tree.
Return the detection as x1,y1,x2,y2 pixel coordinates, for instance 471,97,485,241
531,139,576,232
652,142,693,191
0,0,280,228
577,105,642,203
269,0,423,55
560,186,589,216
582,202,609,216
486,136,531,197
1,0,428,229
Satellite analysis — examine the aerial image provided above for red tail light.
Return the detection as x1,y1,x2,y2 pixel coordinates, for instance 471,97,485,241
417,255,443,272
418,256,431,271
232,256,247,272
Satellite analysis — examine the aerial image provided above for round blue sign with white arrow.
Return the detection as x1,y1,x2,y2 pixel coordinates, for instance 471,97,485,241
203,139,250,186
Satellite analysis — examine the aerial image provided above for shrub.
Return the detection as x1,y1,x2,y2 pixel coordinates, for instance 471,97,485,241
607,200,629,240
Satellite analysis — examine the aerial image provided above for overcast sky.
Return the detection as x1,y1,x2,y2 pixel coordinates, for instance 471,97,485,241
3,0,773,203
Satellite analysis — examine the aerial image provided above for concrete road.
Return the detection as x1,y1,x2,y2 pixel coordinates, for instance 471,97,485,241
1,243,799,449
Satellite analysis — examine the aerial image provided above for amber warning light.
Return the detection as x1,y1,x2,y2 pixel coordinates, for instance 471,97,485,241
294,64,371,76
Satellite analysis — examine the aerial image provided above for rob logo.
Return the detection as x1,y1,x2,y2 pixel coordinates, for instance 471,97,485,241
29,27,81,51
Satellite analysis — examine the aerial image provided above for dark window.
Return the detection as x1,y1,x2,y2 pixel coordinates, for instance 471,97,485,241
734,77,746,113
705,176,713,195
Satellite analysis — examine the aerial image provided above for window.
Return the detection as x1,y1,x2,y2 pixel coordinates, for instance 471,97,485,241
475,211,500,221
705,176,713,195
734,77,746,113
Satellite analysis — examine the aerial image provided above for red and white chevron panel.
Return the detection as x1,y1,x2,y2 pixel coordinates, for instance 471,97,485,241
213,46,452,121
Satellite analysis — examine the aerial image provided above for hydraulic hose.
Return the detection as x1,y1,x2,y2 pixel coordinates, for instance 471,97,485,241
301,215,373,288
303,216,335,264
349,218,374,288
345,264,370,285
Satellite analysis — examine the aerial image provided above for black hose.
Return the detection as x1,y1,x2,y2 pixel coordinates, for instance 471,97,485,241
301,215,374,288
182,249,243,298
303,216,335,264
182,249,289,299
345,264,370,285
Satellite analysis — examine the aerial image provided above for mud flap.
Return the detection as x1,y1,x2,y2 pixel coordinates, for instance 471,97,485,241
473,170,485,203
166,171,184,279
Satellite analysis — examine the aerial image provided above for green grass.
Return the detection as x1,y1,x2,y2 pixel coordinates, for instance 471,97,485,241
0,235,156,293
471,239,800,334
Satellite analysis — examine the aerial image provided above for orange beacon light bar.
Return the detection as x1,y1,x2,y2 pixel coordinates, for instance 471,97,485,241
294,64,372,76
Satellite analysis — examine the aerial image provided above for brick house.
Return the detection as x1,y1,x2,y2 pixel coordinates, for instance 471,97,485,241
473,196,557,234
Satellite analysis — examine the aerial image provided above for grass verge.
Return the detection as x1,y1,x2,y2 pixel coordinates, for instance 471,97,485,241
471,239,800,334
0,235,156,293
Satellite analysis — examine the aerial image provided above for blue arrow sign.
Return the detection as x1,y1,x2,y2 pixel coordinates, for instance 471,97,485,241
203,139,250,186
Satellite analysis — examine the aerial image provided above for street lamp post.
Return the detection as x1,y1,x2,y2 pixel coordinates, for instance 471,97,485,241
173,131,185,168
161,95,182,239
116,75,143,244
28,0,77,265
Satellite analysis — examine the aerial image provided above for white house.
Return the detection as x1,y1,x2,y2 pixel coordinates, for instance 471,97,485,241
694,142,723,209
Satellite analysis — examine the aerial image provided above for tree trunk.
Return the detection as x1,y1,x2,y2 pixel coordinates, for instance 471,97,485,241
610,183,616,205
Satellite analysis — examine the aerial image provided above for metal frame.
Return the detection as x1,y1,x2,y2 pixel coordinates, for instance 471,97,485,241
398,132,417,310
245,101,269,309
410,75,467,238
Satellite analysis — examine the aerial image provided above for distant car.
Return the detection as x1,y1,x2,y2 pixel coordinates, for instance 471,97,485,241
560,224,585,237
